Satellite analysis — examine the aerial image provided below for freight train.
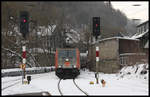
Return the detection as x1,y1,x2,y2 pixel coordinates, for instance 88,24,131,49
55,48,80,79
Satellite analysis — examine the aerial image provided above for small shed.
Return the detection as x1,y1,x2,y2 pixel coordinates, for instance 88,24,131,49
88,37,147,73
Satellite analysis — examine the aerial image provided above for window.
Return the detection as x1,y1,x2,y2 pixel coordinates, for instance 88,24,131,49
120,56,128,66
142,26,145,33
138,27,141,34
137,28,140,33
144,25,146,32
146,23,149,31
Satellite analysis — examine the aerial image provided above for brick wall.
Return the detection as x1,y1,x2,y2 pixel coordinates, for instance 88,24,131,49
88,38,120,73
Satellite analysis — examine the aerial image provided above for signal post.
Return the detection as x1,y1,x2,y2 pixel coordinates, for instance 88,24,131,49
93,17,100,84
19,11,29,84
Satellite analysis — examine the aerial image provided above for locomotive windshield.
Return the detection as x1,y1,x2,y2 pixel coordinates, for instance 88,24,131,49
58,49,76,58
58,49,77,67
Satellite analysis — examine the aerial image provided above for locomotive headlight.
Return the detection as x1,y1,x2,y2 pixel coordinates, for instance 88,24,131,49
58,65,61,68
73,65,76,68
65,58,69,62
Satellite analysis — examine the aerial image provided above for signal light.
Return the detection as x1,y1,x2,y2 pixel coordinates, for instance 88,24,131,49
96,24,98,27
23,19,26,23
93,17,101,39
20,11,29,39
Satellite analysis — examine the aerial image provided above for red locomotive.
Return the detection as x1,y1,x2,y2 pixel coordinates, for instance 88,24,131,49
55,48,80,79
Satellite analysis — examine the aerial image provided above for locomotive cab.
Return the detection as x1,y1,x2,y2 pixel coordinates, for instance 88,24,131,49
55,48,80,79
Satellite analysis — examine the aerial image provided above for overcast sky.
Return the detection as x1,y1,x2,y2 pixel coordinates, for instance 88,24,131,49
111,1,149,22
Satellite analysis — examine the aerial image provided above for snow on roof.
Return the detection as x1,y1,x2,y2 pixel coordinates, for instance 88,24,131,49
131,29,149,39
48,25,56,33
38,25,56,36
65,29,80,43
94,37,139,44
92,36,139,45
136,20,149,27
66,33,78,43
29,48,49,53
70,29,80,37
120,53,146,56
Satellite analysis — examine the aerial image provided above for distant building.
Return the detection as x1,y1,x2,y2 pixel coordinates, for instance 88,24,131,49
131,20,149,63
135,20,149,48
136,20,149,35
88,37,148,73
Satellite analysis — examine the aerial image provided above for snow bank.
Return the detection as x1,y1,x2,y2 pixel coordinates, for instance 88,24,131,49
118,63,149,80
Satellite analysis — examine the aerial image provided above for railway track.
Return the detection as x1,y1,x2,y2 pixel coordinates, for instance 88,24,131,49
2,79,21,90
2,74,48,91
58,79,88,96
58,79,63,95
2,78,21,84
73,79,88,96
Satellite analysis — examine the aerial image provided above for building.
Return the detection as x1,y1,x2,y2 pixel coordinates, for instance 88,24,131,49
132,20,149,62
88,37,147,73
136,21,149,35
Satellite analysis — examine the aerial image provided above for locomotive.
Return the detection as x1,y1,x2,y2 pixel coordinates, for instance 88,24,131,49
55,48,80,79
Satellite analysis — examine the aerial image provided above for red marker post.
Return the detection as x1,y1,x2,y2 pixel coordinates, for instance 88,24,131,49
96,46,99,84
22,46,26,83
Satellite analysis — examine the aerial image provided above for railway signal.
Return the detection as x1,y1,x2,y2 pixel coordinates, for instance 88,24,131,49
92,17,101,84
19,11,29,84
93,17,100,40
20,11,29,39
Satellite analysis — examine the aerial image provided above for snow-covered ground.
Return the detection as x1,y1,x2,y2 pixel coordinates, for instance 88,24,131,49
1,63,149,96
